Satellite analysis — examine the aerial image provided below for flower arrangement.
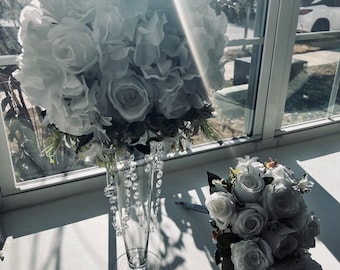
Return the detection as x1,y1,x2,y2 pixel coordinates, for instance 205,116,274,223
13,0,227,166
205,156,321,270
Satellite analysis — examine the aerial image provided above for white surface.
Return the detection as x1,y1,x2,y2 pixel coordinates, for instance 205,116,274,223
1,134,340,270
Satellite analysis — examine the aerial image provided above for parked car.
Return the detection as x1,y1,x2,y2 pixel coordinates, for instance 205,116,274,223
297,0,340,32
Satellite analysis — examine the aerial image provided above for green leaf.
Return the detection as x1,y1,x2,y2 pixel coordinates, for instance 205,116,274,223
1,96,11,111
4,108,15,122
221,257,234,270
207,171,223,194
264,176,274,185
216,232,240,258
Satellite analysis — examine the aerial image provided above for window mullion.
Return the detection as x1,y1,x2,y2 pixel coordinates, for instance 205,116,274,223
0,55,17,66
0,109,18,197
252,0,280,137
261,0,301,139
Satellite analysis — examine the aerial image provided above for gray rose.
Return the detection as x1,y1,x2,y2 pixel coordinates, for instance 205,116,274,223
231,238,274,270
48,18,98,74
261,179,307,219
233,172,265,203
232,203,268,237
106,75,152,123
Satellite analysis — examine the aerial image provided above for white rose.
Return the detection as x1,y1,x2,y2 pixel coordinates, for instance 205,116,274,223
44,99,93,136
13,54,66,107
230,238,274,270
264,165,296,185
236,156,264,174
205,191,236,230
18,0,50,46
106,75,152,123
44,79,98,136
134,12,167,67
48,18,98,74
154,73,193,119
262,223,298,259
290,211,320,249
233,173,265,203
61,76,96,112
231,203,268,238
93,3,124,43
40,0,97,23
261,179,307,219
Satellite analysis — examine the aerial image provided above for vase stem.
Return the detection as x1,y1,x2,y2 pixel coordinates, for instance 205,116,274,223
105,141,164,269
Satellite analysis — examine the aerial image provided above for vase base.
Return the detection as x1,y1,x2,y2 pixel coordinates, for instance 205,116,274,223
112,251,166,270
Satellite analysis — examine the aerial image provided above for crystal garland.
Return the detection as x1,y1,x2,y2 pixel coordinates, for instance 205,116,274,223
104,141,164,235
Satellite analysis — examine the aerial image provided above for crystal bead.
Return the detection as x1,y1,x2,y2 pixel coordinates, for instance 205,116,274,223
124,179,132,188
154,198,160,207
132,182,139,191
156,171,163,179
131,172,137,181
130,161,137,171
109,196,117,204
133,192,140,200
136,210,143,218
156,179,162,188
104,185,115,197
144,164,151,173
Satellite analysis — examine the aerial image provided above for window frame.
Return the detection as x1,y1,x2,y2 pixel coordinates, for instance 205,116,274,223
1,0,340,211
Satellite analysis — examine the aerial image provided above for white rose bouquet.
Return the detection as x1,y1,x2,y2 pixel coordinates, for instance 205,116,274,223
205,156,321,270
12,0,227,166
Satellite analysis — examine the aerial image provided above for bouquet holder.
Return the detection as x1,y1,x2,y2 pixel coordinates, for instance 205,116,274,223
104,141,164,269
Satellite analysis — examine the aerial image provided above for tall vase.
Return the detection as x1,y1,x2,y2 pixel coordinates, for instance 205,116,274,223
104,141,164,269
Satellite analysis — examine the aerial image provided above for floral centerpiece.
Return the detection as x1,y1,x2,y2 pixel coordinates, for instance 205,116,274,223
13,0,227,165
205,156,321,270
13,0,228,268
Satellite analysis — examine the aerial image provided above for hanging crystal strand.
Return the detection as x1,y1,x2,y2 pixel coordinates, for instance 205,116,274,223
104,143,165,268
149,141,164,232
104,170,123,236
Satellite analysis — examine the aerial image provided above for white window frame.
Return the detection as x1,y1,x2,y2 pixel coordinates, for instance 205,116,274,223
1,0,340,211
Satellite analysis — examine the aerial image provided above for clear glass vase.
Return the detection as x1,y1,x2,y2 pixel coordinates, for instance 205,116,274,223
104,141,164,270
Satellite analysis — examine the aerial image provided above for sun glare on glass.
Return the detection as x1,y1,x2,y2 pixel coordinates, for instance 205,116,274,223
173,0,211,92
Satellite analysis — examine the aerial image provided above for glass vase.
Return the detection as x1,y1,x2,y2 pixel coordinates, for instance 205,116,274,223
104,141,164,270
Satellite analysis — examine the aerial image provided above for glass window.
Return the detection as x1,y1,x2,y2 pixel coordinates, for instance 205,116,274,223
282,32,340,127
298,0,340,32
1,0,339,198
206,0,267,140
0,0,95,183
0,65,93,182
0,0,268,185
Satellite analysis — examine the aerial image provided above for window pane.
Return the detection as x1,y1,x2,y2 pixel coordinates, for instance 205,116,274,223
282,36,340,126
0,0,30,55
176,0,268,145
0,0,94,183
298,0,340,32
222,0,259,38
0,65,93,182
0,0,267,184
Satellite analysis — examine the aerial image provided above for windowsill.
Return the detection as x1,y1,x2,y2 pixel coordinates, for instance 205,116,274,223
1,133,339,269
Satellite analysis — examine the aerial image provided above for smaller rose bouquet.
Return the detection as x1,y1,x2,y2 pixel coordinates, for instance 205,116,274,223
205,156,321,270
